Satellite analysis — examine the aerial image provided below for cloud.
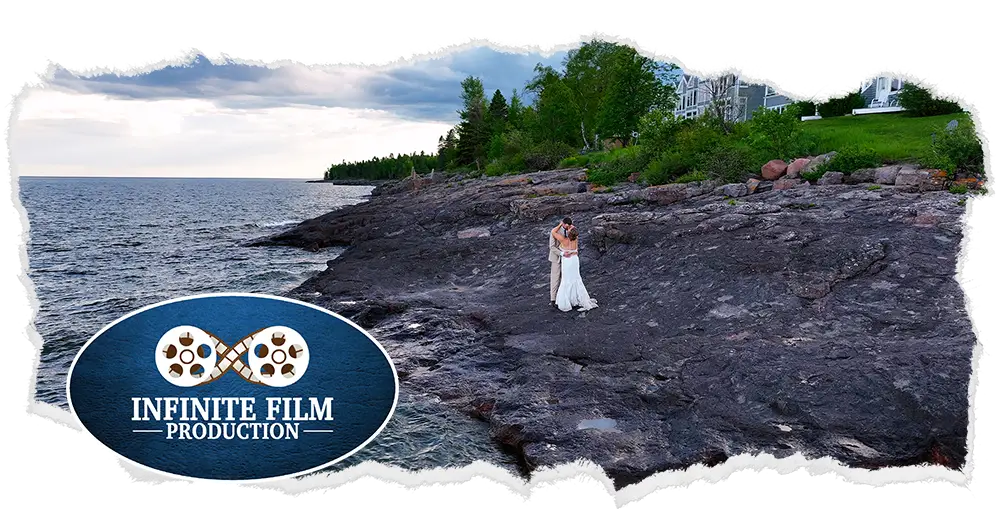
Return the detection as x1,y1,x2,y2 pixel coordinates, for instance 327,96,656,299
15,45,573,177
45,46,568,122
12,90,454,178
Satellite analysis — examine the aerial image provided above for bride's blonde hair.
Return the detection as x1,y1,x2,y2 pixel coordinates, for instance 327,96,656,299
568,227,578,241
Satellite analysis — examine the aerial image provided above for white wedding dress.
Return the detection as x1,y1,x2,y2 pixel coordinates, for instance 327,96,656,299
556,246,598,312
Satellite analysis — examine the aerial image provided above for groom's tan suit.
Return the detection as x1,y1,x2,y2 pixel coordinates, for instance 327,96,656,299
549,227,566,302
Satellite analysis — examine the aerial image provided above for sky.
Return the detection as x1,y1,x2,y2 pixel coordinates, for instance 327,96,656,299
11,47,568,178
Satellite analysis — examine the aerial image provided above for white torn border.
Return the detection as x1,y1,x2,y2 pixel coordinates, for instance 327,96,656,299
0,25,1000,510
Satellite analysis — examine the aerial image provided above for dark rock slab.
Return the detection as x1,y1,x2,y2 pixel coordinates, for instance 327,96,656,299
258,168,975,488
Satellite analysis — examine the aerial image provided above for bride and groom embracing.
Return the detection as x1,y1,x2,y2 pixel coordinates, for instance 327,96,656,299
548,217,599,312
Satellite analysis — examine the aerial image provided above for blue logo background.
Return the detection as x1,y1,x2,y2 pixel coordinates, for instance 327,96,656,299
67,294,398,480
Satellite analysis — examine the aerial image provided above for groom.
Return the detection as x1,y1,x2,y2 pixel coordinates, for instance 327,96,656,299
549,217,573,307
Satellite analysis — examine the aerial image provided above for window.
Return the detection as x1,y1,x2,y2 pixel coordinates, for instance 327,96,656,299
765,85,777,97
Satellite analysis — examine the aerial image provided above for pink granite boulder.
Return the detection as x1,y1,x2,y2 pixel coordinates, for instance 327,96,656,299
786,158,811,178
761,159,788,181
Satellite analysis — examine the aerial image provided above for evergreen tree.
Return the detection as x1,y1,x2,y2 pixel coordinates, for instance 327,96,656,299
455,76,489,168
508,89,524,130
487,89,509,134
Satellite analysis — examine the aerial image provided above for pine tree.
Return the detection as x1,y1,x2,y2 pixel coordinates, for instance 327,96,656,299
487,89,509,133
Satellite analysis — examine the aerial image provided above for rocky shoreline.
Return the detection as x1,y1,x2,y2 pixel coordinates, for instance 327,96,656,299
252,166,975,488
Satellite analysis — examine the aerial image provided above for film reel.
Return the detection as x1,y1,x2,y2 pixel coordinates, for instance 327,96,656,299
153,325,309,387
155,325,219,387
247,326,309,387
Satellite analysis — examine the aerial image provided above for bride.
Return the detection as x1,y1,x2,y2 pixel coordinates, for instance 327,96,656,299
551,222,598,312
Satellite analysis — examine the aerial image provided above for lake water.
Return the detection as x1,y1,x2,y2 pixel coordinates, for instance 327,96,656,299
19,177,520,474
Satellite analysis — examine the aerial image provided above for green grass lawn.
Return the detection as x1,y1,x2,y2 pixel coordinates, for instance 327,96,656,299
800,112,971,164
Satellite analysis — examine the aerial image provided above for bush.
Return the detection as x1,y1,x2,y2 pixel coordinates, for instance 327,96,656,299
949,184,968,194
827,144,880,173
748,107,808,161
641,150,694,185
559,154,590,168
588,149,650,185
929,119,984,174
484,161,506,176
818,92,866,117
667,120,727,172
523,141,574,172
698,141,756,183
898,84,963,117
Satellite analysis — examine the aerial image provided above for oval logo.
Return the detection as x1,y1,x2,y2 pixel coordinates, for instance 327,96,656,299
66,293,399,481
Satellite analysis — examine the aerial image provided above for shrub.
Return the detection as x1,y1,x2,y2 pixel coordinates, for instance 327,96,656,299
558,153,590,168
588,149,650,185
641,150,694,185
827,144,880,173
930,119,984,174
674,170,709,183
868,185,882,191
818,92,866,117
919,152,957,176
523,141,574,172
485,161,506,176
898,84,963,117
748,107,807,161
949,184,968,194
698,141,756,183
676,119,725,155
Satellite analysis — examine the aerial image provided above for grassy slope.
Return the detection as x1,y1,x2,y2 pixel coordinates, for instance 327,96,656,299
800,112,970,163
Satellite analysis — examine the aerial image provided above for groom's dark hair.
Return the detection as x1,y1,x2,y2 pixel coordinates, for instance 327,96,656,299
563,217,573,226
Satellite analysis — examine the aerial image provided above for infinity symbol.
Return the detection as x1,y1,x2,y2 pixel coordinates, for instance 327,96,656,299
154,325,309,388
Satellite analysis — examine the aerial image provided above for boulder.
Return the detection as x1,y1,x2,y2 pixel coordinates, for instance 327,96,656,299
895,170,923,193
817,171,844,185
844,168,877,185
774,178,802,191
922,169,949,192
894,169,948,193
761,159,789,181
786,158,812,178
874,166,901,185
746,178,762,195
804,152,837,174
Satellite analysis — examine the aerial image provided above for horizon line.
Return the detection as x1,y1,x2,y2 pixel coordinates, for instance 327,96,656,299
18,175,321,180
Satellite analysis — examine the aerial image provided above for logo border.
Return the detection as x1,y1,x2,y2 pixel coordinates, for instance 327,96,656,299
65,291,401,483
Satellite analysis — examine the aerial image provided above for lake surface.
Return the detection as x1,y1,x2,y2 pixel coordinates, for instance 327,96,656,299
19,177,520,474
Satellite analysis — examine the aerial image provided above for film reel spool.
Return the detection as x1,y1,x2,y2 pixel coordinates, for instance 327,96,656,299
247,326,309,387
155,325,219,387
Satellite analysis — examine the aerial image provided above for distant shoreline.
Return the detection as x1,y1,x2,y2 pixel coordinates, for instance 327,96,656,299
306,179,398,186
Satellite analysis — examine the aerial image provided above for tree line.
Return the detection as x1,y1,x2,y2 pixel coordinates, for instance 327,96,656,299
322,40,681,180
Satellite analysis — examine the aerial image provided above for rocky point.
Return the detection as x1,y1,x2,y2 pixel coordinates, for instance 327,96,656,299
251,166,976,488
